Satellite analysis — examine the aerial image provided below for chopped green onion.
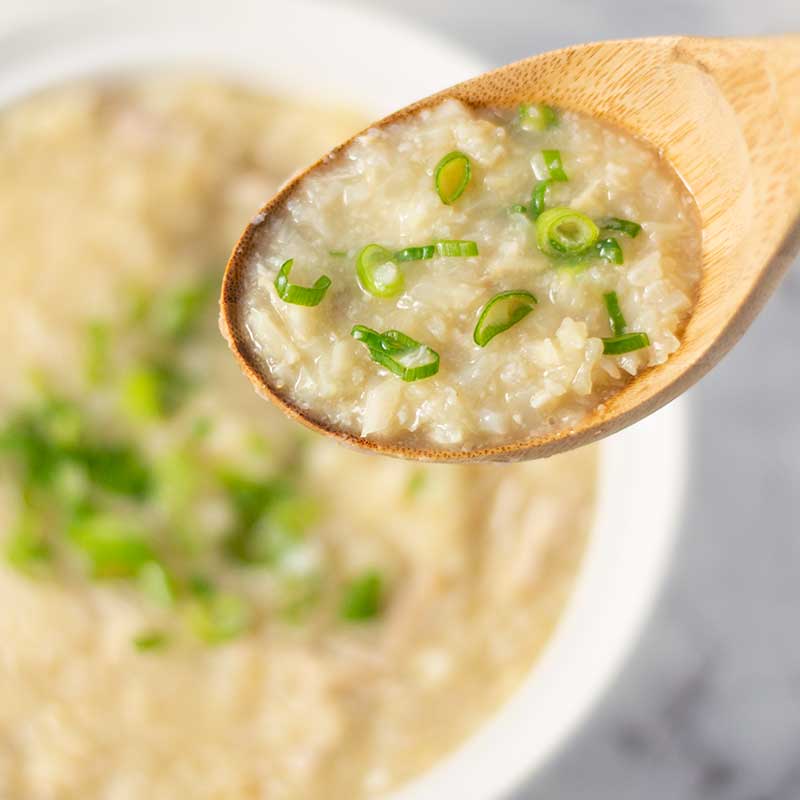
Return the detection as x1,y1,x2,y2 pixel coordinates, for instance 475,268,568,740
137,561,178,607
541,149,568,182
274,259,331,306
509,203,528,215
519,103,557,131
84,321,111,386
133,630,169,652
329,250,348,257
596,237,624,265
473,290,538,347
529,179,552,219
68,513,154,579
4,517,51,575
536,207,599,257
434,150,472,205
351,326,440,382
120,362,188,421
356,244,403,298
187,574,214,598
341,570,384,621
154,280,215,341
187,592,251,644
75,442,151,499
603,291,627,337
602,332,651,355
435,239,479,258
393,245,436,262
406,469,427,498
393,240,478,262
598,217,642,238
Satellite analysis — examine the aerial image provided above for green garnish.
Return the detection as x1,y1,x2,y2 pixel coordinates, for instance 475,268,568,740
391,240,479,262
434,239,479,257
341,570,384,621
406,469,427,497
536,207,599,258
187,591,251,644
133,630,169,652
473,290,538,347
137,561,178,607
153,280,215,341
274,258,332,306
84,321,111,386
356,244,403,298
351,326,440,382
68,513,154,579
509,203,528,215
519,103,557,131
121,362,188,421
328,250,348,257
602,332,651,355
596,237,624,265
598,217,642,238
529,179,553,219
4,516,51,575
188,574,215,598
541,149,569,182
434,150,472,205
603,291,627,337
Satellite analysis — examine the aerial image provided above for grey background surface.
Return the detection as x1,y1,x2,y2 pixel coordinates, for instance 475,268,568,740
357,2,800,799
0,1,797,798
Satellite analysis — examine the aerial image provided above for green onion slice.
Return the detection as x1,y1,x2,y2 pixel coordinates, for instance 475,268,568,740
541,149,568,182
434,150,472,205
356,244,403,298
435,239,479,257
602,332,650,355
133,631,169,652
596,237,624,265
536,207,599,257
603,291,627,336
351,325,440,382
274,259,331,306
473,290,538,347
509,203,528,215
341,570,384,621
529,179,552,219
519,103,557,131
393,244,436,263
598,216,642,238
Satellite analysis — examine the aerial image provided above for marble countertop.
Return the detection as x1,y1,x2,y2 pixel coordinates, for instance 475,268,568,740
0,1,797,797
361,1,800,798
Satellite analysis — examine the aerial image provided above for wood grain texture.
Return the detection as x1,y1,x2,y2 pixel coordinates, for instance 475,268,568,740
221,35,800,463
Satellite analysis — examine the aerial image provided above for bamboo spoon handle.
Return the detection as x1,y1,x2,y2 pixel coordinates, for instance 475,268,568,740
763,35,800,140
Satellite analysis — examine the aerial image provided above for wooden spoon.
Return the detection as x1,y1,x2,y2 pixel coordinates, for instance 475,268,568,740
221,35,800,463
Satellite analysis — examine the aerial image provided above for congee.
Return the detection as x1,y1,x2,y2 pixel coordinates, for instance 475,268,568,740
229,99,701,451
0,78,596,799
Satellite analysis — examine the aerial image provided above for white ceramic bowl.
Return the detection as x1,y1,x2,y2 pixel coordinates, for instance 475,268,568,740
0,2,688,798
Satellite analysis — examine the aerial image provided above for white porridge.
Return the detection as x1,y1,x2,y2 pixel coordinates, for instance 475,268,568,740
0,79,596,800
230,98,701,451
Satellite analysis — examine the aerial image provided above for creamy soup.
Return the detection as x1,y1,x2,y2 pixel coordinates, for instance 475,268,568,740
0,79,595,799
231,99,701,451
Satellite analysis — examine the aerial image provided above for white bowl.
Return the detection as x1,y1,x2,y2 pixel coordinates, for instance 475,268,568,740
0,2,688,798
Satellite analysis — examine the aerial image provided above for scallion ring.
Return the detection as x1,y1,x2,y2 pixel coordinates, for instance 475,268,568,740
393,244,436,263
351,325,439,382
536,207,599,257
541,149,568,181
356,244,403,298
435,239,479,257
473,290,538,347
602,332,650,355
603,291,627,336
274,259,331,306
519,103,557,131
598,216,642,238
434,150,472,205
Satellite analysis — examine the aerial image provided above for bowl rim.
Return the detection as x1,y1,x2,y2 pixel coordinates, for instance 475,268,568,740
0,2,688,798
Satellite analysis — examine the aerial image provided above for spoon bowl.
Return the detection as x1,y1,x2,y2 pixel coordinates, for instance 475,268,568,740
221,35,800,462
